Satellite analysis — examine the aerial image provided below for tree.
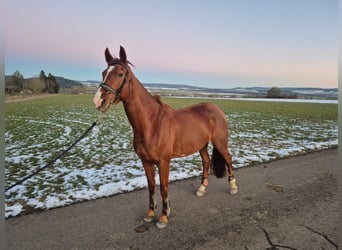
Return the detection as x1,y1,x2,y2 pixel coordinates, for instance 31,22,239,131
267,87,283,98
27,78,45,94
54,80,60,93
40,70,47,82
46,73,60,93
12,70,25,93
40,70,47,83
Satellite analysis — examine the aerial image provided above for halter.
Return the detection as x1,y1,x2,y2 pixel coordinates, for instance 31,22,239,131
99,61,130,105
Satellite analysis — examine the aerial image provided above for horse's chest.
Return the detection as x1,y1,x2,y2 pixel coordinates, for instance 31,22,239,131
133,137,168,162
135,144,150,161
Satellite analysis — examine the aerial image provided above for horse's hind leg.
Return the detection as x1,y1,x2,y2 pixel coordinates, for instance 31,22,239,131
212,139,238,194
225,149,238,194
196,144,210,197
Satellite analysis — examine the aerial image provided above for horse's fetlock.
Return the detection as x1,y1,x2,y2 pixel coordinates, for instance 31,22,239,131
162,199,171,217
202,178,209,187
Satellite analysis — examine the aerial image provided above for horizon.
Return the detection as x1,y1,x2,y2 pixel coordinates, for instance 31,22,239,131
5,0,337,89
6,72,338,90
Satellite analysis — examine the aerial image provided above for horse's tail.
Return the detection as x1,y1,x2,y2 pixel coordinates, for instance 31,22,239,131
211,147,227,178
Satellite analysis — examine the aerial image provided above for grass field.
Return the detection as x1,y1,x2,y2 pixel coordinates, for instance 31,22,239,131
5,94,338,217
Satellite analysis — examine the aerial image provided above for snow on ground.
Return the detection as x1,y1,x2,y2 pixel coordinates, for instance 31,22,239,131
175,96,338,104
4,103,338,218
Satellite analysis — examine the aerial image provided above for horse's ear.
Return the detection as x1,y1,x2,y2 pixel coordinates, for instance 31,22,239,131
119,46,127,64
105,48,114,64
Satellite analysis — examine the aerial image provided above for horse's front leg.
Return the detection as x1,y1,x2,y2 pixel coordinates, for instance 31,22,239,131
156,159,171,229
142,161,157,222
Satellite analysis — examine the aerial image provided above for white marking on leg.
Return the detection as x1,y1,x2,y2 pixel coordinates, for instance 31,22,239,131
229,178,238,194
165,198,171,217
196,184,206,196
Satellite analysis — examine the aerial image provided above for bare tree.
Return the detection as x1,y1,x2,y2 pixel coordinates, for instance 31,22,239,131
27,78,45,94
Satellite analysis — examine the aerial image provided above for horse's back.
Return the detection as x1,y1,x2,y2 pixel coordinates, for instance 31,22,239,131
175,102,227,125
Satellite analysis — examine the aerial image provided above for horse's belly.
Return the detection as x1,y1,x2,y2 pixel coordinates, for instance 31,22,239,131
172,133,209,158
134,140,172,162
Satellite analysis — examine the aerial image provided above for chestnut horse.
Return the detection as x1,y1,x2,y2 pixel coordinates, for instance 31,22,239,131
93,46,238,228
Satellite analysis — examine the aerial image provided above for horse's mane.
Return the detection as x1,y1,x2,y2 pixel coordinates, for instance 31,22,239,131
153,95,162,103
153,95,173,111
110,57,135,67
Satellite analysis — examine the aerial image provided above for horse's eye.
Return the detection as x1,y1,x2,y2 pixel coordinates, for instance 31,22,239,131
118,73,124,77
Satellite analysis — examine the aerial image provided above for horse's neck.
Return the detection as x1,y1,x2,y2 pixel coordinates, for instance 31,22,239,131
123,76,163,134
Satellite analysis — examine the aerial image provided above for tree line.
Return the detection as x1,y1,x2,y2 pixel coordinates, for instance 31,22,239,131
267,87,298,99
5,70,60,95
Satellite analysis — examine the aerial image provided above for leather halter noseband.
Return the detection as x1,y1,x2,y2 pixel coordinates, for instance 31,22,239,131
99,61,129,104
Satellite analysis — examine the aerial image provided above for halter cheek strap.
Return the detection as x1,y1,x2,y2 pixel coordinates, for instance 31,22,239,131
99,63,130,104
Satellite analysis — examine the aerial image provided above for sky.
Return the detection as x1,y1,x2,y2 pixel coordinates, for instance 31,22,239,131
4,0,337,88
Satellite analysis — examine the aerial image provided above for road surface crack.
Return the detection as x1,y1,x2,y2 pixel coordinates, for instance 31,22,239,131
300,224,337,249
258,225,298,250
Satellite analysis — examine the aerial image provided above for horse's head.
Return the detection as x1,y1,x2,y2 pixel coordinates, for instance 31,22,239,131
93,46,131,113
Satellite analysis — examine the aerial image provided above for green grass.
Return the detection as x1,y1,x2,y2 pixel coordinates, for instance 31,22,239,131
5,94,337,127
5,95,337,174
4,94,338,217
163,97,337,122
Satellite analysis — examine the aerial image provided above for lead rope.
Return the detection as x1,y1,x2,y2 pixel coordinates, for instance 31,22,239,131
5,119,99,192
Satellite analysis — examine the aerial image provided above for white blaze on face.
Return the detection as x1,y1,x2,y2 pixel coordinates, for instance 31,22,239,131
103,65,115,83
93,65,116,109
93,88,103,109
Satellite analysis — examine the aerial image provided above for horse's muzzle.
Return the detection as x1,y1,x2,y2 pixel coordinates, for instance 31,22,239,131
96,100,109,113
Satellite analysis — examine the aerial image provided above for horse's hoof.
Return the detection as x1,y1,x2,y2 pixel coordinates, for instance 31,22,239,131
196,184,206,197
196,190,204,196
230,189,238,195
143,215,154,222
156,215,168,229
143,209,155,222
156,220,168,229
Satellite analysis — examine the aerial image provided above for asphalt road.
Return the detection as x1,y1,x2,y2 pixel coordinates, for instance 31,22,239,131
5,148,338,250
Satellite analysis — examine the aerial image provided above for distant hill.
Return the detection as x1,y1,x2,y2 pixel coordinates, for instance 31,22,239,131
6,75,338,100
54,76,83,88
80,80,101,86
142,83,338,100
80,81,338,100
5,75,83,89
